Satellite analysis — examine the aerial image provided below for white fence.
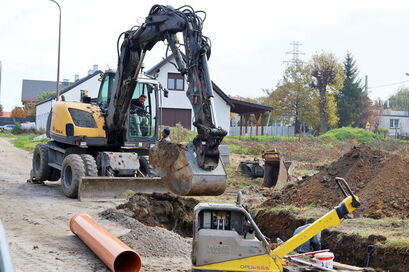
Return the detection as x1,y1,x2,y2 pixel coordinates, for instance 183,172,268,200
229,125,295,137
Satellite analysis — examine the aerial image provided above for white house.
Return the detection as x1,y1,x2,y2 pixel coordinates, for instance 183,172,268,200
35,70,102,130
146,55,232,132
377,109,409,137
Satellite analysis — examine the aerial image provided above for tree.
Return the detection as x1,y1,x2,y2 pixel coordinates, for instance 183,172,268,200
337,53,371,127
310,52,344,133
388,87,409,111
24,103,36,117
10,107,27,118
37,91,55,103
264,63,319,133
0,104,3,115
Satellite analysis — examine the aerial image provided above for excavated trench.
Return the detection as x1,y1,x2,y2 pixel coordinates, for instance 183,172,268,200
116,192,198,237
107,193,409,272
255,210,409,272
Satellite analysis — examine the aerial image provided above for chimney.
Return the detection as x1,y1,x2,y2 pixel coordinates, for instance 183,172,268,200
74,74,80,82
88,64,99,75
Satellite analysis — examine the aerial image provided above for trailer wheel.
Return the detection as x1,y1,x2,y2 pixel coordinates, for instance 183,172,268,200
32,144,51,181
80,154,98,176
61,154,85,198
48,168,61,181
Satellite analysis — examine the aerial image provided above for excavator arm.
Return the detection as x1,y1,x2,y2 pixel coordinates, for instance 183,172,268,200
271,177,361,260
106,5,226,170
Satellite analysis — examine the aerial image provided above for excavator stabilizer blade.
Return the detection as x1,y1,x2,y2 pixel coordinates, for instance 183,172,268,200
78,177,166,201
150,141,227,196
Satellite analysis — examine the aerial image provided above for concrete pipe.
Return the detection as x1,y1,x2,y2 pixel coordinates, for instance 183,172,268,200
70,213,141,272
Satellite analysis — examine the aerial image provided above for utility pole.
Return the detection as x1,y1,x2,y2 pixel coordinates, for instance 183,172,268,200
49,0,61,101
284,41,305,65
364,75,368,93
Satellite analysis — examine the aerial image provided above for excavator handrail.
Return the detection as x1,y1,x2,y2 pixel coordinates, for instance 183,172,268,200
335,177,360,208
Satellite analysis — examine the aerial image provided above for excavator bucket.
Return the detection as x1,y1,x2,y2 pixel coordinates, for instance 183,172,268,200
149,141,227,196
262,151,290,190
78,177,166,201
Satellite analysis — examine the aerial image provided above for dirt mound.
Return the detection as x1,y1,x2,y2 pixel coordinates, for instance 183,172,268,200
263,145,409,218
116,193,198,237
100,208,192,258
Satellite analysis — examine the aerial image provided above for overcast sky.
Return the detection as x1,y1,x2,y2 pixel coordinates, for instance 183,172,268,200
2,0,409,111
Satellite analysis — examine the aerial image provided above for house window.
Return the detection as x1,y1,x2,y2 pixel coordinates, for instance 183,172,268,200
390,119,399,129
167,73,184,90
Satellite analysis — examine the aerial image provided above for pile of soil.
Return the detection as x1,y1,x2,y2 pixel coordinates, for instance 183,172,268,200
263,145,409,218
116,192,198,237
100,208,192,259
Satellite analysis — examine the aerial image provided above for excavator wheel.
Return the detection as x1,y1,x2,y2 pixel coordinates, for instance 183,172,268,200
80,154,98,177
32,144,51,181
61,154,85,198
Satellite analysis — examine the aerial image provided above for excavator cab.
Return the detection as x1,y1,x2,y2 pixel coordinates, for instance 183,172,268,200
97,71,159,146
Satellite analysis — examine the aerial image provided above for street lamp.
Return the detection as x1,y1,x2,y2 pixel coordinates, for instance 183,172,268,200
49,0,61,101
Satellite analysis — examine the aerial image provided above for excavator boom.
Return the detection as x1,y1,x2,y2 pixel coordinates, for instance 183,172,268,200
106,5,226,170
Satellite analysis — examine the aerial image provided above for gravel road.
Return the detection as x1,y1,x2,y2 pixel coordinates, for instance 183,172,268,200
0,137,188,271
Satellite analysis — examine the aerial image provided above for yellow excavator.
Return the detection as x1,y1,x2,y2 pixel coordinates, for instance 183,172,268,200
192,177,361,272
29,5,227,200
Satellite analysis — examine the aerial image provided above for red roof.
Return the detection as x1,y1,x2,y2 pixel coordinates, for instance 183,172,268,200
0,112,12,117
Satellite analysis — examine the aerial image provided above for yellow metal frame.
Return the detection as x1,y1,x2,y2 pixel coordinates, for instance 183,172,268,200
193,196,359,272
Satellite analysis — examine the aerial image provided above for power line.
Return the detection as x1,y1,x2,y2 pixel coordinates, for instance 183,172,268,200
284,41,305,64
368,79,409,89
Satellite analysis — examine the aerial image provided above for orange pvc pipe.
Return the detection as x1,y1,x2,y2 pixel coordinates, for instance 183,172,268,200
70,213,141,272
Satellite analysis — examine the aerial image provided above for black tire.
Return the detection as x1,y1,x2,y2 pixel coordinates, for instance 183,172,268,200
80,154,98,176
48,168,61,181
32,144,51,181
61,154,85,198
139,156,151,176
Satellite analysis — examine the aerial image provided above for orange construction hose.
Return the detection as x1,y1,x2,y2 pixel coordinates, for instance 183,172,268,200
70,213,141,272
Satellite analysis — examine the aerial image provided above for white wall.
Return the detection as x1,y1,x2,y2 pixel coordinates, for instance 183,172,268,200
379,115,409,136
154,58,231,133
60,74,101,102
35,74,101,130
36,100,52,130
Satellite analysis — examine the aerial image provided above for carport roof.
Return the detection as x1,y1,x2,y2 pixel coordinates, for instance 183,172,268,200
229,98,273,114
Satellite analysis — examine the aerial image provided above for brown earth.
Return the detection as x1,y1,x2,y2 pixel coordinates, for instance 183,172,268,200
0,137,192,271
115,192,198,237
263,145,409,218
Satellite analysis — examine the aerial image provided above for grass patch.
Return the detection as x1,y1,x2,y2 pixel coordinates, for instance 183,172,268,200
226,135,299,142
12,134,48,151
0,132,14,138
228,144,256,155
319,127,381,143
385,239,409,253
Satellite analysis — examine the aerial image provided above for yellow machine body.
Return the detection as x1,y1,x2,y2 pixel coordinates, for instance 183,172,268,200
50,101,106,143
193,253,282,272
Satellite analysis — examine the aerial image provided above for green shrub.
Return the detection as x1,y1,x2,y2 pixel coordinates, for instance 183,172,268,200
319,127,381,143
374,127,389,138
11,121,23,134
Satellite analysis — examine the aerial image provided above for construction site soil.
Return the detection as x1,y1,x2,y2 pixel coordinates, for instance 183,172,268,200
263,145,409,218
108,193,409,271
